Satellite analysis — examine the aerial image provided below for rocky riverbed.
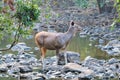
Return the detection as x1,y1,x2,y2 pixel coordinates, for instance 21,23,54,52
0,50,120,80
1,16,120,79
1,17,119,80
1,3,120,79
0,25,120,80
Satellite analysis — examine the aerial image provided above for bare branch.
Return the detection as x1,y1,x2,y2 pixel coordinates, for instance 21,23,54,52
0,23,21,51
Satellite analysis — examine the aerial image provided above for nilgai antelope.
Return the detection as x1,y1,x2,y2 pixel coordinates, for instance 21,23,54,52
35,21,82,70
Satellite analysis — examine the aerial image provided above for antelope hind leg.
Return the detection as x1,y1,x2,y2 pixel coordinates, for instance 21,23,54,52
41,47,47,70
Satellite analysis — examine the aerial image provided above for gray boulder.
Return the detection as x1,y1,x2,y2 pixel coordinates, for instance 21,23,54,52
0,65,8,73
102,39,120,56
58,51,80,65
19,66,33,73
63,63,94,79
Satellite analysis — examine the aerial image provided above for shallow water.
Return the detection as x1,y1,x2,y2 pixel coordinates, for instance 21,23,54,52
23,34,112,60
0,35,113,60
0,34,116,60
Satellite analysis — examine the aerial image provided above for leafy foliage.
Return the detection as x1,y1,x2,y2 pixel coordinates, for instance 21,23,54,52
15,0,40,26
110,0,120,28
114,0,120,22
0,0,40,39
74,0,99,9
0,13,14,39
0,0,40,50
74,0,89,8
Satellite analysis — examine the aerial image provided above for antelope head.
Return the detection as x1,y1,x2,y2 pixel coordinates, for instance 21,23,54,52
70,21,82,36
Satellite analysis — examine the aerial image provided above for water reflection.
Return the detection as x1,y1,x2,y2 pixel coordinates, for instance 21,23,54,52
22,34,110,60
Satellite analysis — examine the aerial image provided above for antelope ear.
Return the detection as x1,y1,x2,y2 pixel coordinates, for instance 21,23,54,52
71,21,74,26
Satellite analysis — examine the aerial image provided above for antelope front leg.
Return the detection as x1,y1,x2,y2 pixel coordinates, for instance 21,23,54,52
56,49,59,65
62,44,68,65
61,48,68,64
60,49,68,65
64,49,68,64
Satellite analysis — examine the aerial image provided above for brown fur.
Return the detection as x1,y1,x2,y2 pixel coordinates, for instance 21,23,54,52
35,21,81,69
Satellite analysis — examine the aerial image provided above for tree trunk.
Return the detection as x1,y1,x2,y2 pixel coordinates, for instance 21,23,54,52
97,0,106,13
97,0,115,13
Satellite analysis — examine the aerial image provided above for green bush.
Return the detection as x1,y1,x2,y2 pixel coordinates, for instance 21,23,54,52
111,0,120,28
0,0,40,50
75,0,89,8
15,0,40,26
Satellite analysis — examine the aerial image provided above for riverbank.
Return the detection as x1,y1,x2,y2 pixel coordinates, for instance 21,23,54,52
80,25,120,56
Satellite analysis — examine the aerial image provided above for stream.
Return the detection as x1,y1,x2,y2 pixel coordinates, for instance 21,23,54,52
0,34,109,60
